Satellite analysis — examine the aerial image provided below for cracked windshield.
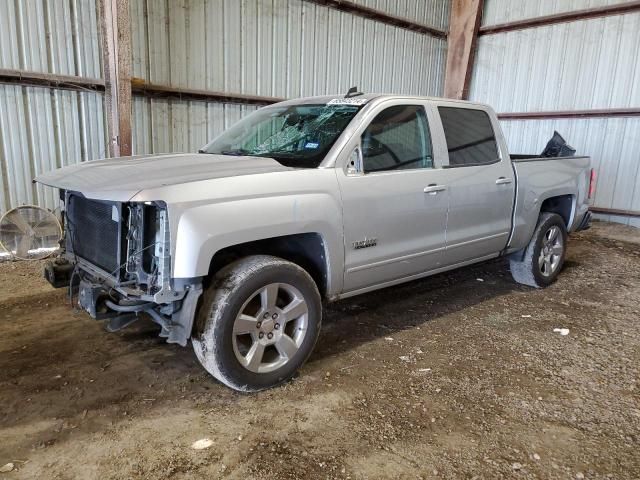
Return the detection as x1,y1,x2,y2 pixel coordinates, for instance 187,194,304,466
202,103,362,168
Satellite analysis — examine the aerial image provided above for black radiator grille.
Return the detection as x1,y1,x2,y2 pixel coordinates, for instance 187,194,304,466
66,195,122,275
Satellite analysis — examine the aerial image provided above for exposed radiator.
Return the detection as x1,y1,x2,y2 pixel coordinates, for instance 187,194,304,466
66,195,123,276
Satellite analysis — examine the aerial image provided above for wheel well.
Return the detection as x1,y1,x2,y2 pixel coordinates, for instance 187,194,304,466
207,233,328,297
540,195,574,227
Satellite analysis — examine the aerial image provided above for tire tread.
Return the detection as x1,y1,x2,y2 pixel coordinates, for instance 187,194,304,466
192,255,320,392
509,212,567,288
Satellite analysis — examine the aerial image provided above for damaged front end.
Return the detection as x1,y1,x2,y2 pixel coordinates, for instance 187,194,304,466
44,191,202,346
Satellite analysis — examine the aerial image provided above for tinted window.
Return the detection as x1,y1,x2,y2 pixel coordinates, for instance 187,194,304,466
361,105,432,173
438,107,499,166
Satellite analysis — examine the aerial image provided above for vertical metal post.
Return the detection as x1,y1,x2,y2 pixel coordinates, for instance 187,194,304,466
98,0,132,157
444,0,484,100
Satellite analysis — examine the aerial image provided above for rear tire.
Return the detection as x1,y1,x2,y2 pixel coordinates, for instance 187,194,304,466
192,255,322,392
510,212,568,288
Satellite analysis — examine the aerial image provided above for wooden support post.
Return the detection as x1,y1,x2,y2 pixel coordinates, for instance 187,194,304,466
116,0,131,157
444,0,484,100
98,0,131,157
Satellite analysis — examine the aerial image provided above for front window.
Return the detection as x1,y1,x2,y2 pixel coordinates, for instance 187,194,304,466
202,103,362,168
361,105,433,173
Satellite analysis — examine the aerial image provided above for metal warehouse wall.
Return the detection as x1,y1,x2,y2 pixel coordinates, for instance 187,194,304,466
129,0,450,154
349,0,450,29
0,0,449,215
0,0,106,214
481,0,632,25
469,0,640,227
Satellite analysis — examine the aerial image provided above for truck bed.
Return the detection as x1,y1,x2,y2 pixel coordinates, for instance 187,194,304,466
507,155,591,252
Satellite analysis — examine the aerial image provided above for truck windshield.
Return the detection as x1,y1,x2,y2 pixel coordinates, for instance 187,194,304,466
201,103,362,168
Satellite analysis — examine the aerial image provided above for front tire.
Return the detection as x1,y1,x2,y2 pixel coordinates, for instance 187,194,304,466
192,255,322,392
510,212,568,288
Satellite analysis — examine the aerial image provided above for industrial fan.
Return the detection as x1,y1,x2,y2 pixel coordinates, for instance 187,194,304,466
0,206,62,260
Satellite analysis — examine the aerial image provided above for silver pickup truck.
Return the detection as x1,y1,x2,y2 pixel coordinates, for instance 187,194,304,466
36,94,593,392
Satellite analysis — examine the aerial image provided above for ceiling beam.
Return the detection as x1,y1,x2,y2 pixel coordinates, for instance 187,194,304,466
444,0,484,99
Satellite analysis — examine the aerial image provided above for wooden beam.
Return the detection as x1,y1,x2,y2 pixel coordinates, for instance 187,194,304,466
498,108,640,120
131,80,284,106
98,0,131,157
99,0,118,157
479,1,640,35
591,207,640,218
0,69,105,91
116,0,132,157
444,0,484,99
303,0,447,39
0,69,279,107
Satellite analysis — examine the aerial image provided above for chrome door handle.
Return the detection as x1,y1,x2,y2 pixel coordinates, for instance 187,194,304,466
495,177,512,185
424,184,447,195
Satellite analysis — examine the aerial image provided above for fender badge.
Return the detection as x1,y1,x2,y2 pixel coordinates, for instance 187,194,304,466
352,238,377,249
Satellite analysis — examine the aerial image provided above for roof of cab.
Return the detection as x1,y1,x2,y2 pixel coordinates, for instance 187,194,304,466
272,93,491,110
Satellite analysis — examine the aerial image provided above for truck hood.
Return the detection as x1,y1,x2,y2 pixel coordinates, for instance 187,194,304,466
34,153,291,201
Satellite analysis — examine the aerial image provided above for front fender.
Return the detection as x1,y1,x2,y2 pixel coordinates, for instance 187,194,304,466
171,193,344,295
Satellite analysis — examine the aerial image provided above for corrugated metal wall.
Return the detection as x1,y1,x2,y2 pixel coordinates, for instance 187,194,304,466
129,0,449,154
501,118,640,228
482,0,630,26
0,0,107,213
470,1,640,227
471,13,640,112
0,0,449,214
350,0,450,30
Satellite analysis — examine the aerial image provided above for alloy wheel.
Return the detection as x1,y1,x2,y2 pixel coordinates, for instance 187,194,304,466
231,282,309,373
538,225,564,277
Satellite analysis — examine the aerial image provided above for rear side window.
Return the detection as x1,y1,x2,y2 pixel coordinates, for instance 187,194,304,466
361,105,433,173
438,107,499,167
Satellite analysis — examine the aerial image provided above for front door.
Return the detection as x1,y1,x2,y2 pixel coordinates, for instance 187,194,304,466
337,102,449,293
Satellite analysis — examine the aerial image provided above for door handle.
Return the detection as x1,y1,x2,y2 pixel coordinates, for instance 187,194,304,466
424,184,447,195
495,177,512,185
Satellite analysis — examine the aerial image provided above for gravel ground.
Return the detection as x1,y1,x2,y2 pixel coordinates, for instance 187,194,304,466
0,221,639,479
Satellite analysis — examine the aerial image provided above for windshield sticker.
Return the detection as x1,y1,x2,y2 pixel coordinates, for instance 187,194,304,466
327,98,369,106
304,141,319,149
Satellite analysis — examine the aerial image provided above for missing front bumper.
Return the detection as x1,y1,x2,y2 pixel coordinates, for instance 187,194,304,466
44,260,203,347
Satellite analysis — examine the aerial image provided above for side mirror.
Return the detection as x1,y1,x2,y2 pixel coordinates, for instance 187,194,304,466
346,145,364,176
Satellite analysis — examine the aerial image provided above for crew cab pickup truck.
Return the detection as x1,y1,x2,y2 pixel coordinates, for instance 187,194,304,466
36,94,593,392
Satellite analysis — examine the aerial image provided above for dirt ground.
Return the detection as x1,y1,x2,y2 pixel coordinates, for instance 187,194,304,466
1,221,639,479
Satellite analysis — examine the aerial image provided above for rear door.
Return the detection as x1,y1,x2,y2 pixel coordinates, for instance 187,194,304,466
336,100,449,293
432,104,515,265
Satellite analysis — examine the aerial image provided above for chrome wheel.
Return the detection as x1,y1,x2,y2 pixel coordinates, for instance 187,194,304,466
232,282,309,373
538,225,563,277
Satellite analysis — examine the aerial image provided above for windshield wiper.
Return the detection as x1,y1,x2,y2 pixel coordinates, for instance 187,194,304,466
219,149,251,156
